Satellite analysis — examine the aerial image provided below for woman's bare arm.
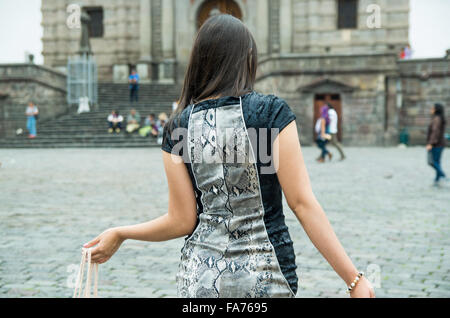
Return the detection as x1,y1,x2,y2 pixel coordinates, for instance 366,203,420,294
84,152,197,264
274,121,375,298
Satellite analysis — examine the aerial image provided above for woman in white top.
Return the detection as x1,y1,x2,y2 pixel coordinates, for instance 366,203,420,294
107,110,124,134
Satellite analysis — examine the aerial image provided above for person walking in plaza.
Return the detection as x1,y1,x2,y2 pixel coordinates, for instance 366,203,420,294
129,69,140,103
315,105,332,163
25,102,39,139
107,110,124,134
84,14,374,298
126,109,141,134
427,103,447,186
328,104,346,161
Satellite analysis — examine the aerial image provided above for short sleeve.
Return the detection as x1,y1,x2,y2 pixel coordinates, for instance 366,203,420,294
161,111,188,157
270,97,297,132
161,122,176,154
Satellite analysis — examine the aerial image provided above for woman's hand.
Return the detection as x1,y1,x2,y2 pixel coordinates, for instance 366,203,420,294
426,144,433,151
83,228,125,264
350,277,376,298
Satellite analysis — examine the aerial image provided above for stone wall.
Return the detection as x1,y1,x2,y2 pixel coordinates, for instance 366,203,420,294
398,58,450,145
0,64,68,138
254,53,450,146
41,0,411,82
37,0,450,147
173,0,271,83
292,0,410,55
42,0,141,81
255,53,399,146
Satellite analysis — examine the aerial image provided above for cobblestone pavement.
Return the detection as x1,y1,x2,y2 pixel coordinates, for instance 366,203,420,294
0,147,449,298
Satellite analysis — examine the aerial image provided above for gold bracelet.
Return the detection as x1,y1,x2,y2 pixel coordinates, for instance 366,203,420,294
346,272,364,294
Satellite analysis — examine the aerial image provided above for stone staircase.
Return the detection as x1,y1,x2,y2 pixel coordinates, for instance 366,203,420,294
0,83,181,148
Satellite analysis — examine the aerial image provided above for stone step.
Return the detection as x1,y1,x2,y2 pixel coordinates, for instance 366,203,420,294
98,99,177,103
40,118,168,125
0,143,160,149
97,83,181,99
37,127,144,133
0,142,159,147
0,136,161,144
0,83,180,148
7,134,158,139
55,109,172,117
38,125,155,131
0,141,160,147
8,110,173,125
40,120,168,126
98,91,178,94
37,127,117,132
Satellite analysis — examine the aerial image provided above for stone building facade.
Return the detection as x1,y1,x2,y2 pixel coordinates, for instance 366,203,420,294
42,0,410,82
35,0,450,145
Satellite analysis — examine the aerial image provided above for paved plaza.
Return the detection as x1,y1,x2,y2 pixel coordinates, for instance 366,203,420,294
0,147,449,298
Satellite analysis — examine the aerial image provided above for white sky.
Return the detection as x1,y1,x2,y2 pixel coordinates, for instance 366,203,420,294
0,0,449,64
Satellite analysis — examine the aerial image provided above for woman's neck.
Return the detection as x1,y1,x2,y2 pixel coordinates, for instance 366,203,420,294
197,91,253,103
197,95,222,103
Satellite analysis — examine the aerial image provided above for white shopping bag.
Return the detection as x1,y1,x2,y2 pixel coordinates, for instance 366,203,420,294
73,248,99,298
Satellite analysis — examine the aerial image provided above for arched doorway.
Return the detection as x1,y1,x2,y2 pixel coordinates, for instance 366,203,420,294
197,0,243,29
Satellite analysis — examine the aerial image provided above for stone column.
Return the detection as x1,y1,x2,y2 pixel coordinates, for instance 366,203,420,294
113,1,130,82
160,0,175,83
137,0,152,83
256,0,269,56
280,0,292,54
175,0,192,80
161,0,174,59
268,0,280,54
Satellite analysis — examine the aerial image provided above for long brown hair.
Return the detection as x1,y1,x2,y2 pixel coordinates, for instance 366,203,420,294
171,14,258,123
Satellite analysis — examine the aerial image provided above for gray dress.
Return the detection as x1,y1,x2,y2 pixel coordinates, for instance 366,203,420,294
162,92,298,298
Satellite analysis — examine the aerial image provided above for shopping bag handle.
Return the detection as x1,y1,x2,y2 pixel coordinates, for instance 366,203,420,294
73,248,98,298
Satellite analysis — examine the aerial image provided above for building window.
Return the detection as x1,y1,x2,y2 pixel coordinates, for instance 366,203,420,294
83,7,104,38
337,0,358,29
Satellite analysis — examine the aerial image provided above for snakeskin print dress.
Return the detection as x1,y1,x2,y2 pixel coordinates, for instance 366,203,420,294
162,92,298,298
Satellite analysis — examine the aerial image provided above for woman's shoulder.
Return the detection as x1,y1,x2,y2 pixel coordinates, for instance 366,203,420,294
431,115,443,127
244,91,296,130
244,91,289,109
170,105,194,128
433,115,442,122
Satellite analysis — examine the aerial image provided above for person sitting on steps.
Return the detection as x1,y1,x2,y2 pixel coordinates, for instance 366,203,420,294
139,114,159,138
107,110,124,134
126,109,141,134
